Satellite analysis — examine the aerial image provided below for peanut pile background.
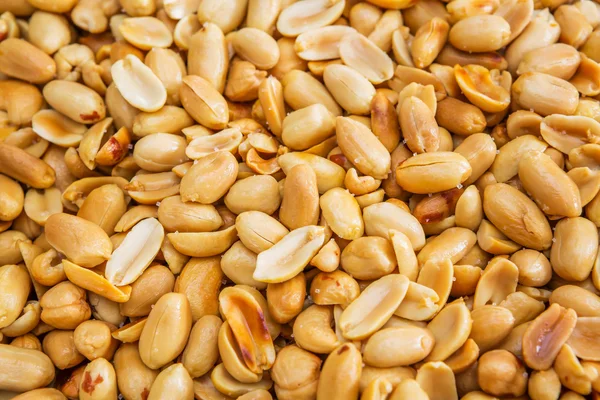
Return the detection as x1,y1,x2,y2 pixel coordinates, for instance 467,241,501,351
0,0,600,399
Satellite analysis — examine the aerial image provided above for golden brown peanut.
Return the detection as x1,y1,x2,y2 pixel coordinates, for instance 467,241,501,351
133,133,188,172
293,304,340,354
232,28,280,70
554,5,592,48
510,249,552,287
139,292,192,369
454,65,510,113
185,127,242,160
167,226,238,258
279,152,346,194
271,345,320,400
316,343,362,400
324,64,376,115
73,320,117,362
362,202,425,249
180,74,229,129
180,151,238,204
79,357,117,400
105,83,139,131
349,2,383,36
551,217,598,281
528,368,562,400
491,134,547,183
550,285,600,317
400,96,440,154
364,326,435,367
0,230,28,265
276,0,345,37
11,388,67,400
174,257,222,321
310,270,359,306
0,38,56,84
111,55,167,113
271,36,308,80
483,183,552,250
266,272,305,324
370,91,401,153
469,306,515,352
132,107,194,138
518,151,581,217
340,274,409,340
340,236,397,280
120,265,175,317
158,196,222,233
196,0,246,34
42,330,85,370
0,344,55,392
542,115,600,154
182,315,222,378
319,187,364,240
472,257,518,309
76,184,126,236
477,350,527,397
566,317,600,362
517,43,581,80
281,104,335,151
570,53,600,97
221,241,264,289
339,32,394,84
512,72,579,117
395,152,472,194
144,48,186,107
246,0,281,33
417,227,476,265
1,301,40,338
225,175,281,215
425,299,472,362
42,80,105,124
295,25,356,60
449,15,510,52
435,97,487,136
523,303,578,370
0,80,44,126
415,364,458,400
224,59,266,102
146,363,193,400
0,175,23,222
452,134,496,186
0,143,55,189
0,264,30,330
281,70,342,116
40,281,91,330
411,17,449,69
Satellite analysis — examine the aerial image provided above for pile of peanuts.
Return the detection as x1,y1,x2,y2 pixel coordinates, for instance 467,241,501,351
1,0,600,398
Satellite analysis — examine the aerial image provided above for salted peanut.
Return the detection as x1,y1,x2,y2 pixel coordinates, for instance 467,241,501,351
180,74,229,129
309,270,358,307
454,186,483,232
45,213,112,268
510,249,552,287
43,81,105,125
0,81,44,128
270,345,321,400
396,152,472,194
417,258,453,306
390,29,415,68
114,207,157,235
553,5,592,49
224,175,280,215
344,169,381,196
40,280,91,330
472,257,518,309
477,219,521,255
0,145,54,189
495,0,533,39
113,344,158,400
270,38,307,80
383,231,419,282
522,303,577,370
339,274,409,340
567,317,600,363
0,344,55,392
505,111,542,140
519,151,581,217
483,183,552,250
173,15,201,50
308,239,339,274
157,196,222,233
237,389,272,400
186,128,242,161
413,188,462,227
293,304,340,353
446,0,499,22
454,65,510,113
111,55,167,113
399,96,440,154
478,350,527,397
550,285,600,318
146,363,193,400
315,343,361,399
63,259,131,304
0,230,28,265
551,217,598,281
424,299,472,362
219,286,275,373
281,106,334,152
78,357,117,400
119,17,172,51
512,72,579,117
234,212,285,255
0,174,23,222
276,167,319,230
363,202,425,250
119,264,174,317
281,70,342,116
340,236,397,280
1,300,40,338
469,305,515,352
244,0,280,33
434,97,486,136
319,187,363,240
339,32,394,84
265,273,305,324
449,15,510,52
11,388,68,400
76,119,113,171
359,365,417,394
253,225,325,283
77,184,126,235
323,64,376,116
30,248,65,287
211,363,273,397
29,110,85,148
144,49,186,107
436,47,507,75
132,108,194,139
168,226,237,257
104,84,138,132
410,17,449,69
138,293,192,369
276,0,344,37
543,115,600,155
196,0,247,33
224,59,266,102
398,83,437,117
368,94,399,154
517,43,580,80
256,77,285,138
133,133,188,172
171,257,221,321
180,151,238,204
364,326,435,368
416,364,460,400
87,293,124,327
281,153,345,196
0,265,30,330
490,135,545,183
294,25,355,60
0,38,56,84
73,320,117,361
335,117,391,179
180,316,222,380
230,28,279,70
570,53,600,97
528,369,562,400
111,318,146,343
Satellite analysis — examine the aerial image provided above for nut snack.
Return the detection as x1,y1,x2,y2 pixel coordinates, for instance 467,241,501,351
2,0,600,399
